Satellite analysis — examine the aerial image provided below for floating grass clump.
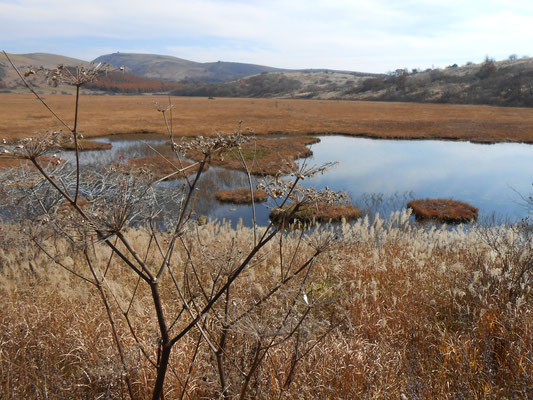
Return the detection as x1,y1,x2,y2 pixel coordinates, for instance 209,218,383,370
123,156,206,180
214,188,268,204
270,202,363,225
188,136,319,175
407,198,478,223
60,139,112,151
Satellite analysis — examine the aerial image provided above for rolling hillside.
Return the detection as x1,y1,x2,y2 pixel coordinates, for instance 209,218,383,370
0,52,91,94
0,52,183,94
93,52,287,82
171,57,533,107
2,51,533,107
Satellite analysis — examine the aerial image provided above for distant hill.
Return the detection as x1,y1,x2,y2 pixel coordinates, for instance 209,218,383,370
0,52,92,94
0,52,183,94
170,70,377,98
3,51,533,107
337,57,533,107
84,71,183,93
93,53,287,82
171,57,533,107
3,52,90,68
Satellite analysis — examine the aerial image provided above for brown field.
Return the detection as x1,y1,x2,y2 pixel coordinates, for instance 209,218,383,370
2,94,533,143
407,198,479,224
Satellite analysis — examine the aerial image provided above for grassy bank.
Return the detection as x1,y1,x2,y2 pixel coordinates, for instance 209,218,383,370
2,94,533,143
1,212,531,399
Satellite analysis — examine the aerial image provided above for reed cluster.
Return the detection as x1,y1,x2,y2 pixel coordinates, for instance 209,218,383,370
1,211,531,399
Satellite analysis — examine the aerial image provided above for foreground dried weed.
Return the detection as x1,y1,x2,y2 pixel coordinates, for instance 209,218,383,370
1,212,532,399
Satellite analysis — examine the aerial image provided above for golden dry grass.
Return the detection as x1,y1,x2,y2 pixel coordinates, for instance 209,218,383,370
214,188,268,204
2,94,533,143
407,198,479,223
270,202,363,225
1,213,532,398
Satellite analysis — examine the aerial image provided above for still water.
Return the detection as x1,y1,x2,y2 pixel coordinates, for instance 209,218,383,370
60,135,533,226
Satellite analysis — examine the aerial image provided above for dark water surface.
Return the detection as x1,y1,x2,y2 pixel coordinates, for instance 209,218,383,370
60,135,533,226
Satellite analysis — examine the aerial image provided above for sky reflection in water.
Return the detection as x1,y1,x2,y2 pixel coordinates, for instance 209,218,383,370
60,136,533,226
301,136,533,222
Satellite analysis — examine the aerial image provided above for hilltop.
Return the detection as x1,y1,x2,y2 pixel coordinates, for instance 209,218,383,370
92,52,288,82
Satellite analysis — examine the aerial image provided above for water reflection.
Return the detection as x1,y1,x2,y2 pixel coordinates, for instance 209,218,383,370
59,137,168,166
302,136,533,221
57,135,533,226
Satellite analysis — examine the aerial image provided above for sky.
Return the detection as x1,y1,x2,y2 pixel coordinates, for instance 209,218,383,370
1,0,533,73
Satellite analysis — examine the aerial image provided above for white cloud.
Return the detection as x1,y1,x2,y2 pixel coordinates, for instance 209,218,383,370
1,0,533,71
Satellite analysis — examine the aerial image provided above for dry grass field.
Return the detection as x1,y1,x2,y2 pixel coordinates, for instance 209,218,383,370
2,214,532,398
2,94,533,143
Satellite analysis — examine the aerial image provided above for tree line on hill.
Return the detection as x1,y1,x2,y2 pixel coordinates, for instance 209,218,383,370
171,73,302,97
345,58,533,107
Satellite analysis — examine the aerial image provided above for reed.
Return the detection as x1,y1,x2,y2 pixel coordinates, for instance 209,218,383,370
1,212,532,399
270,202,363,225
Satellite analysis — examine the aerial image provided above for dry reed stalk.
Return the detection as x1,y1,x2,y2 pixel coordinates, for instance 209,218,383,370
270,202,363,225
1,213,532,399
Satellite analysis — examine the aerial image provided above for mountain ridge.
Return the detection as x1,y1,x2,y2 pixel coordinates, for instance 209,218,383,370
93,52,290,82
2,51,533,107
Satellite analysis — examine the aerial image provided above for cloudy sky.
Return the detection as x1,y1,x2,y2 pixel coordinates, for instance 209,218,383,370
1,0,532,73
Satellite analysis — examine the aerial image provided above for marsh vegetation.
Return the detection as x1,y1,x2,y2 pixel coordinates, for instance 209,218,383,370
0,57,532,399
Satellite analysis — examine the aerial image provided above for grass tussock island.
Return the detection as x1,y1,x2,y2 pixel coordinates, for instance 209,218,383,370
59,139,112,151
270,202,364,225
187,136,318,175
214,187,268,204
121,156,207,180
1,213,532,398
407,198,479,224
2,94,533,143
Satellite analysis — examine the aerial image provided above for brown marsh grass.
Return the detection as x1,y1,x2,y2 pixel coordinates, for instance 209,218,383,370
407,198,479,223
122,156,207,180
2,94,533,143
214,188,268,204
188,136,318,175
1,212,532,399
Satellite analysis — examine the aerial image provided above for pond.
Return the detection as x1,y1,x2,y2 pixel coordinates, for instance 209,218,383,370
59,135,533,226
